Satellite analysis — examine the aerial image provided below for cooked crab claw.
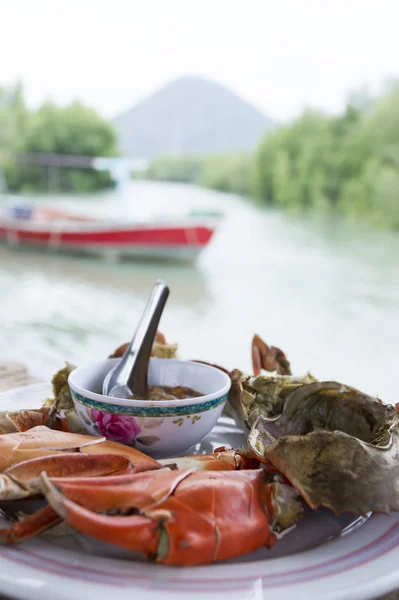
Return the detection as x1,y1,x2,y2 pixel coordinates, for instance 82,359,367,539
0,453,133,501
38,469,303,565
251,334,292,376
0,426,159,472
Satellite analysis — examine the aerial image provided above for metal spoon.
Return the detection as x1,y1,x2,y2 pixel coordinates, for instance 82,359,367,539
103,280,170,399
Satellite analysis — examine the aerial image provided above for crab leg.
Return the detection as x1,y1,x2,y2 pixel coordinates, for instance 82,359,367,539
79,439,159,472
0,506,61,544
45,446,259,488
0,453,133,501
0,426,160,473
49,473,139,487
158,446,259,471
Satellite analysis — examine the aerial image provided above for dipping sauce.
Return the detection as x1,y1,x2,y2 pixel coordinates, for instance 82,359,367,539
131,385,203,401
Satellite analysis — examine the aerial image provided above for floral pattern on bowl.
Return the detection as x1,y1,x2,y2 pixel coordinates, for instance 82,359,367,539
91,410,141,445
89,409,165,447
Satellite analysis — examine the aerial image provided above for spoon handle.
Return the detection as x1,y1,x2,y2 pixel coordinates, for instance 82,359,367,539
123,280,169,397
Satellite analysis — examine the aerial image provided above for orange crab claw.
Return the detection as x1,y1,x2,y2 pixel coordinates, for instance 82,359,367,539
49,472,138,487
0,453,133,501
49,469,194,512
79,438,159,473
0,426,160,474
43,478,160,557
4,452,132,481
0,453,133,502
40,469,279,565
251,334,291,376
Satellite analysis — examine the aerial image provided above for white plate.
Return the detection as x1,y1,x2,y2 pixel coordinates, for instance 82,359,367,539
0,383,399,600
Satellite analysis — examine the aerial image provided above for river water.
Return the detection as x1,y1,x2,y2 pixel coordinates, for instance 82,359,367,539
1,180,398,404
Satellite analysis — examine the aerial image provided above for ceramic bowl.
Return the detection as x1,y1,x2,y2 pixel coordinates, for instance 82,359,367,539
68,357,231,458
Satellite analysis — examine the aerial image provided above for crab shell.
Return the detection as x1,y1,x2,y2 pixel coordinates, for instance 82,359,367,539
228,369,318,432
248,380,398,516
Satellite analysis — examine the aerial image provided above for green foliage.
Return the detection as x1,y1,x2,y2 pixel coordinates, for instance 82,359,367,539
254,85,399,228
0,84,119,193
201,153,253,196
144,155,206,184
142,153,253,196
0,82,27,155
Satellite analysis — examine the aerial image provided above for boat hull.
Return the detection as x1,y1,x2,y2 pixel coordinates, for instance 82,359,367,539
0,219,215,262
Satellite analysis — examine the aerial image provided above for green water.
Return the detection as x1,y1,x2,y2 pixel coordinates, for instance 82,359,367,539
1,180,398,404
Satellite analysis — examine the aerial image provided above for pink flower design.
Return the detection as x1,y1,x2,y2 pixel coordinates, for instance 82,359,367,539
91,409,141,444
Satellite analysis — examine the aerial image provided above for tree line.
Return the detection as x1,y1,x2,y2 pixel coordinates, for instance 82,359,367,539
0,83,118,192
143,84,399,228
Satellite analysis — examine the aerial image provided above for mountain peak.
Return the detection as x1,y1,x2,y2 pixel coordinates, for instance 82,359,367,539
114,76,275,158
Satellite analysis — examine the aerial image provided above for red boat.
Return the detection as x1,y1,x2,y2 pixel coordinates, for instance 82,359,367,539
0,205,217,262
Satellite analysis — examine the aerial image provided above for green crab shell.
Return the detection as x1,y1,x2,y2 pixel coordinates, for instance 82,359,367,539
227,369,318,431
249,416,399,515
257,381,395,443
48,362,76,410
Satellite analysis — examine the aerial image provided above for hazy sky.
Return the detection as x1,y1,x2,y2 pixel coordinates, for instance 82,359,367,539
1,0,398,122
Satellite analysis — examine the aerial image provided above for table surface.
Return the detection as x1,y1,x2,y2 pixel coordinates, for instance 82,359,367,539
0,361,397,600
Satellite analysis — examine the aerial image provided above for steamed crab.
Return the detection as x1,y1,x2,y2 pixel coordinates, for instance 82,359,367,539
225,335,399,516
0,331,397,565
0,427,302,563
